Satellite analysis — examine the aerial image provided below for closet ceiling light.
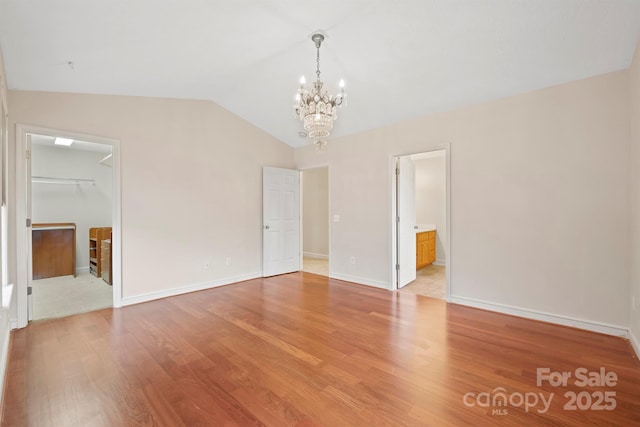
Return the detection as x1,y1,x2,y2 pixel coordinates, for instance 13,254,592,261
54,137,73,146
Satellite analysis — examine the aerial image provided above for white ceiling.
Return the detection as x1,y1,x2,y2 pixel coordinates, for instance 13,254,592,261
1,1,640,148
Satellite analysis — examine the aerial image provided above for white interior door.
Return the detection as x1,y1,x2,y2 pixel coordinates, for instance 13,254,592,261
397,156,416,288
263,167,300,277
26,134,33,320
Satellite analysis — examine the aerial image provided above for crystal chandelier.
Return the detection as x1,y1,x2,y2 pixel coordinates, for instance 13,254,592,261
294,33,346,149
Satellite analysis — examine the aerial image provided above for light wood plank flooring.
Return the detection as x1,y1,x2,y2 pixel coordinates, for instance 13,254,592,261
3,272,639,426
399,264,446,299
302,257,328,277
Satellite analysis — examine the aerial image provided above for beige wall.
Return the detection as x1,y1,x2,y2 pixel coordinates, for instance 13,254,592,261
629,38,640,347
3,48,638,346
302,167,329,258
295,70,630,330
8,91,294,303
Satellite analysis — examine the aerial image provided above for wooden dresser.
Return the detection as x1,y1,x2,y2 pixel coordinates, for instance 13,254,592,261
32,223,76,279
101,239,112,285
416,230,436,269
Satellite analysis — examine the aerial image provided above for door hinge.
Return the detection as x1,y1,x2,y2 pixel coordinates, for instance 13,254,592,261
396,216,400,223
395,167,400,176
26,218,31,227
25,149,31,160
396,264,400,271
27,286,32,296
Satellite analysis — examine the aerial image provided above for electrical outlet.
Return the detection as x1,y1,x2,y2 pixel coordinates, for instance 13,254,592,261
203,258,211,269
225,257,232,266
350,256,356,265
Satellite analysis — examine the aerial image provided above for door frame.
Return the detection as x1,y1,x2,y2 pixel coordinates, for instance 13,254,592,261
15,124,122,328
299,165,331,277
390,143,452,301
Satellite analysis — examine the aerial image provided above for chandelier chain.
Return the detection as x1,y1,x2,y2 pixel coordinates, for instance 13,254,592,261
316,44,321,81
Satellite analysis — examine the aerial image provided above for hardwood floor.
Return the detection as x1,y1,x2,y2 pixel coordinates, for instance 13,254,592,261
3,272,640,426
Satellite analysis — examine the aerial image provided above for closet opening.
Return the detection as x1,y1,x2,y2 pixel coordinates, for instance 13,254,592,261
29,134,114,320
15,124,122,328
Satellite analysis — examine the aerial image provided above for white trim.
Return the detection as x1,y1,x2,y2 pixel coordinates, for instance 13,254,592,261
120,272,262,307
303,252,328,260
0,318,10,404
330,273,389,290
433,259,446,266
15,124,123,328
451,296,629,337
75,267,90,274
9,320,17,330
389,156,397,291
629,329,640,360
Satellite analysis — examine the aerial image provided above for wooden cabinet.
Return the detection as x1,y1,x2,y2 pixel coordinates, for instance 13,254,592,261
32,223,76,279
416,230,436,269
89,227,111,277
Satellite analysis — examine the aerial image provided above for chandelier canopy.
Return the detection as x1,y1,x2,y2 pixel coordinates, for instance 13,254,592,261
294,32,346,149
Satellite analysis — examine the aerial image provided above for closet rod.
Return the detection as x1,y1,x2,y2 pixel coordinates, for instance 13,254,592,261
31,176,95,185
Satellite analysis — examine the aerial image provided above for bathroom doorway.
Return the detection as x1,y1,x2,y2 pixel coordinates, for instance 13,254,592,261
393,148,450,300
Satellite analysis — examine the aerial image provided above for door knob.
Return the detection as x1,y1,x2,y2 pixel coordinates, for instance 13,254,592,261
265,225,270,229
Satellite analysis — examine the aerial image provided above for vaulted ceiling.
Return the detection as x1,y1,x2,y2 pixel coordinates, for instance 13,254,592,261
1,1,639,147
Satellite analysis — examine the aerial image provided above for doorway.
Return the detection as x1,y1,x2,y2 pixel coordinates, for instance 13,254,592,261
16,125,122,328
392,147,451,300
301,167,329,277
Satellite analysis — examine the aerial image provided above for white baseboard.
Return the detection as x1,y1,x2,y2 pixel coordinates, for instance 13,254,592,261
76,266,89,274
120,272,262,307
630,329,640,360
451,296,629,337
330,273,390,290
303,252,328,260
433,259,446,266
